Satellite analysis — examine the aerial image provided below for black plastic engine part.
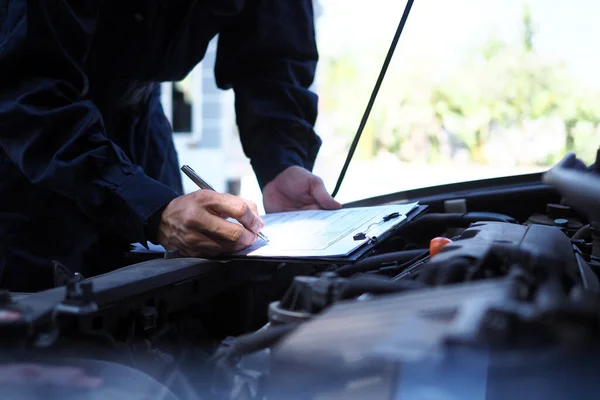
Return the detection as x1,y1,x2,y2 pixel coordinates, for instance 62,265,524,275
542,153,600,225
413,212,516,228
266,280,509,398
0,258,274,347
274,273,345,319
269,272,428,326
271,279,510,368
266,277,600,399
526,203,585,234
416,221,582,287
527,213,584,232
335,249,427,277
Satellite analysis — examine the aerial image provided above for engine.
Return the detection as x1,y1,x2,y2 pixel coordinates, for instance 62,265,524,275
205,218,600,399
2,153,600,400
206,155,600,400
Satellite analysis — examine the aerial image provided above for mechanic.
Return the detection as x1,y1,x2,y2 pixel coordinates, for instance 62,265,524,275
0,0,341,292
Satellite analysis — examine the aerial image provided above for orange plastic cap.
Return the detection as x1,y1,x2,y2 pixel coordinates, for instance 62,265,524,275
430,237,453,257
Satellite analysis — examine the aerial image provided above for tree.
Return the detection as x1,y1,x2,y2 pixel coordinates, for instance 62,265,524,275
522,3,535,52
317,2,600,166
431,4,583,165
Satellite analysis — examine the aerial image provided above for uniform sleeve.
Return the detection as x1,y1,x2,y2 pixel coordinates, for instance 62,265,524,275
214,0,322,189
0,0,178,245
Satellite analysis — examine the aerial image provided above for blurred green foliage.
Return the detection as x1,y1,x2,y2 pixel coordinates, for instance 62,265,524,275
320,3,600,166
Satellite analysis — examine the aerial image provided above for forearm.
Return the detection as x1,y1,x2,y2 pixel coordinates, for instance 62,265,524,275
0,0,179,245
0,77,179,244
214,0,322,188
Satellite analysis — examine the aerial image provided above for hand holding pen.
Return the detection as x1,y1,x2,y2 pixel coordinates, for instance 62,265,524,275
181,165,270,243
153,166,268,258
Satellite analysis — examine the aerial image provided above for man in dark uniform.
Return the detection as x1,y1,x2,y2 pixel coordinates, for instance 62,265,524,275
0,0,341,292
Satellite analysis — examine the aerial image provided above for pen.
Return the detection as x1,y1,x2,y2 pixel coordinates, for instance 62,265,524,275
181,165,270,243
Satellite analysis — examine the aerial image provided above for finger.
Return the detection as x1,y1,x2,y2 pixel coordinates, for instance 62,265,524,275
187,235,254,257
181,229,254,257
310,177,342,210
179,209,257,249
217,199,260,223
300,204,321,211
209,194,264,233
241,198,262,225
245,198,260,218
219,235,259,253
203,214,258,247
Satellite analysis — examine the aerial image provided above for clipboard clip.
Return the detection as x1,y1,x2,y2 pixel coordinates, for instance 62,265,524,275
383,212,400,222
353,232,367,241
353,212,401,241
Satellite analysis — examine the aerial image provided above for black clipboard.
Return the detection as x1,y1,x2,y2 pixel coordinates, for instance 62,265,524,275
215,204,428,265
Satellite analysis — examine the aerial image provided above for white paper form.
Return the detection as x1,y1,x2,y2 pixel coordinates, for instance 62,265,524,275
230,202,419,258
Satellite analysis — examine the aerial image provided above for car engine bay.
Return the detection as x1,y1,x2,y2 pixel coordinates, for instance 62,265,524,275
2,151,600,400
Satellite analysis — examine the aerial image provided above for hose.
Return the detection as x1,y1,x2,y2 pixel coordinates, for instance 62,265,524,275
335,249,427,277
413,212,516,229
573,224,591,241
211,323,299,364
337,275,426,300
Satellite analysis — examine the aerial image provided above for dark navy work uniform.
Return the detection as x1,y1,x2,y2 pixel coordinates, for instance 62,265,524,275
0,0,322,292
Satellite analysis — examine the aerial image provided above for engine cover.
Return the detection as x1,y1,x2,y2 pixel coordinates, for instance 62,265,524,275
273,278,510,365
270,222,581,370
429,221,578,279
264,222,600,399
267,278,600,399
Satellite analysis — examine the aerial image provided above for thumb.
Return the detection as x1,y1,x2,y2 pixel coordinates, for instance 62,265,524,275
310,177,342,210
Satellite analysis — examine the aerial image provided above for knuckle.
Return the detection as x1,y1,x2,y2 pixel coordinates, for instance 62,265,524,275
182,211,198,226
225,227,243,243
231,201,249,218
221,193,237,203
193,190,215,201
182,232,198,245
191,190,204,200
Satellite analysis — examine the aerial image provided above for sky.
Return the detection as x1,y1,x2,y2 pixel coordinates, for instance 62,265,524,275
316,0,600,88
